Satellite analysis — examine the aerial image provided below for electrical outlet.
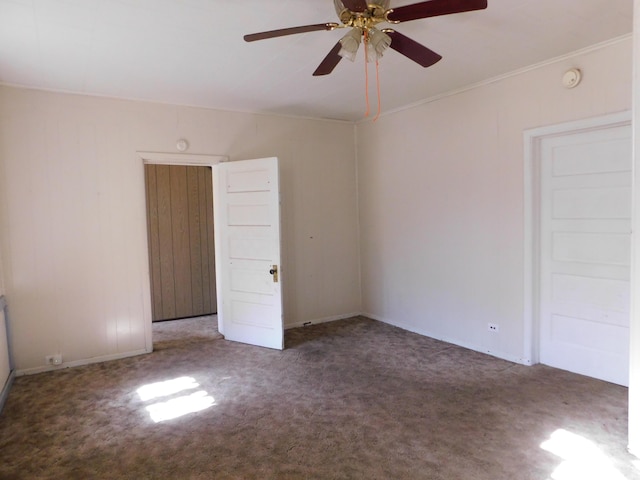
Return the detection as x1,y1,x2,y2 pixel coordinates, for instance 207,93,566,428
45,354,62,366
488,323,499,333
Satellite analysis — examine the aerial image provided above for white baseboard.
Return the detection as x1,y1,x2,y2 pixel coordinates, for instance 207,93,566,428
15,315,530,375
16,348,151,376
363,312,530,366
285,312,362,330
0,369,15,412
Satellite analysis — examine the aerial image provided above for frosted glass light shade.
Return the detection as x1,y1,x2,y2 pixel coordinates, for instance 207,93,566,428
339,28,362,62
366,27,391,62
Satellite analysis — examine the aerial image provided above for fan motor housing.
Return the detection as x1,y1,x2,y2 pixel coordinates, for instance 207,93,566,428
335,1,392,27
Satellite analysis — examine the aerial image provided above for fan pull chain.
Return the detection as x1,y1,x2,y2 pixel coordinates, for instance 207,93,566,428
363,29,370,117
373,59,381,122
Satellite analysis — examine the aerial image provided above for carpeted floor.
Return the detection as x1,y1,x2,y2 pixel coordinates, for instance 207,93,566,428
0,316,638,479
152,314,223,346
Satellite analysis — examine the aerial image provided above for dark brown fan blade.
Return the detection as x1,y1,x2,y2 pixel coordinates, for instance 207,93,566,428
313,42,343,76
341,0,369,12
244,23,338,42
386,30,442,68
387,0,487,23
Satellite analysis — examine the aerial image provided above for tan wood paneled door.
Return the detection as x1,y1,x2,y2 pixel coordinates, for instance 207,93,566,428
145,164,217,321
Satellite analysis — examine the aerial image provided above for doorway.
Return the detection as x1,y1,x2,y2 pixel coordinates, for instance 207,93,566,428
144,164,217,322
525,112,632,386
138,153,284,351
138,151,227,351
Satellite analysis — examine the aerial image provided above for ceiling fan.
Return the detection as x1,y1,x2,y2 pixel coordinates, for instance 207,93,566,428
244,0,488,76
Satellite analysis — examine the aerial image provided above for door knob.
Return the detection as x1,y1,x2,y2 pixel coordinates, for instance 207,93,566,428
269,265,278,283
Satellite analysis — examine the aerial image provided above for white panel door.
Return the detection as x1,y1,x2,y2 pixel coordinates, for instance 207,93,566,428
539,124,631,386
214,157,283,350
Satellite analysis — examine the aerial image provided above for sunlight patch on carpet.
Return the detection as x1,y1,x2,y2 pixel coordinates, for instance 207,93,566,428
540,429,626,480
137,376,215,423
146,390,215,423
137,376,199,401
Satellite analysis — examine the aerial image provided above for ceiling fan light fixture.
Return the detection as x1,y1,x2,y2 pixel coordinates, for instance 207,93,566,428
245,0,488,87
366,27,391,62
371,0,391,9
338,28,362,62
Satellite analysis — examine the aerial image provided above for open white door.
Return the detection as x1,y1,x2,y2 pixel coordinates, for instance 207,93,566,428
213,157,283,350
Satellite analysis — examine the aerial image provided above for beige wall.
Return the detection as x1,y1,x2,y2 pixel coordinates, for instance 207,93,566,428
0,236,5,305
357,37,632,363
0,246,9,387
0,243,4,296
630,0,640,457
0,87,361,372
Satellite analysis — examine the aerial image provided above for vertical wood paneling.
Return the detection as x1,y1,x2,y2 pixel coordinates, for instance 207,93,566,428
187,166,204,314
156,165,177,320
198,167,212,312
205,168,217,312
145,165,163,320
145,164,217,321
170,166,192,318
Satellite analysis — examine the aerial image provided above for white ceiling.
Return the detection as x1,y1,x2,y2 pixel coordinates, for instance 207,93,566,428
0,0,633,121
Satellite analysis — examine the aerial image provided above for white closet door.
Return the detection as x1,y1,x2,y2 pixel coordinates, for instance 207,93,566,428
539,124,631,386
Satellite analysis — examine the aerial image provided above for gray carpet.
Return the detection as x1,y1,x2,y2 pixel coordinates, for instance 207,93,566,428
0,316,638,479
152,314,223,346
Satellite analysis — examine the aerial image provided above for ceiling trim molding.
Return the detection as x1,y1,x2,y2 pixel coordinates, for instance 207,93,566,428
360,33,633,124
0,82,356,125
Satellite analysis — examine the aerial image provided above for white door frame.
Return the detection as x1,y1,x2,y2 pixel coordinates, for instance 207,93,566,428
523,111,632,365
137,151,229,353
